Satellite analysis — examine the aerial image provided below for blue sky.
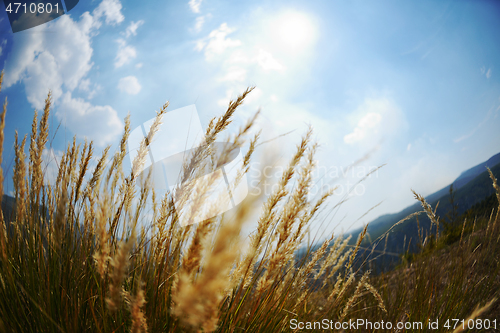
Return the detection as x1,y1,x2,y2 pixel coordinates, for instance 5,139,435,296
0,0,499,236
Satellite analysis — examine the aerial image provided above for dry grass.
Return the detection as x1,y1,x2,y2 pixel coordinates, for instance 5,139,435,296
0,80,381,332
0,76,498,332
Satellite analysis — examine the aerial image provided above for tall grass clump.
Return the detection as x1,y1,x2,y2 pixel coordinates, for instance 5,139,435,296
0,78,383,332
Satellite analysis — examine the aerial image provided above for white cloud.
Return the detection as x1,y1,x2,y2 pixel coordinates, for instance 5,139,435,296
0,39,6,57
58,92,123,146
217,88,234,107
3,13,95,108
481,66,492,79
93,0,124,26
78,78,100,99
255,48,284,72
115,38,137,68
2,0,126,146
3,0,126,109
136,63,143,69
227,49,250,64
343,98,405,145
87,89,99,100
79,78,91,91
220,67,247,82
243,87,263,104
195,40,205,51
124,20,144,38
114,19,143,67
196,26,283,85
196,23,242,60
344,113,382,144
118,76,142,95
193,16,205,33
188,0,202,13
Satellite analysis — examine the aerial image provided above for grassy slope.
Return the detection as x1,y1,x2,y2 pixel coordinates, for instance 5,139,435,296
366,187,500,332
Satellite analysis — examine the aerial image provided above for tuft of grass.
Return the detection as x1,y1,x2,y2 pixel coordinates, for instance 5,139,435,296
0,75,498,332
0,80,378,332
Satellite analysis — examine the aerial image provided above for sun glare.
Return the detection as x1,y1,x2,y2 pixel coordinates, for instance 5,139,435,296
270,11,317,52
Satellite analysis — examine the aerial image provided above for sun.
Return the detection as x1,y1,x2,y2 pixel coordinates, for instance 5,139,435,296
270,10,318,52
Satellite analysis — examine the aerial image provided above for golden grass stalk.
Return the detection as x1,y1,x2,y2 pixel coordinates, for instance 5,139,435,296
468,216,478,244
93,194,112,279
276,139,316,248
339,270,370,321
28,92,51,210
52,173,68,249
412,190,440,240
73,140,93,204
13,132,28,222
460,217,467,246
259,150,320,291
235,129,260,187
173,194,256,332
328,269,355,303
323,250,352,289
181,218,214,277
487,167,500,230
346,224,368,272
487,167,500,206
106,231,136,312
293,234,335,309
320,235,352,287
131,105,167,180
452,298,496,333
232,128,312,290
178,88,254,188
107,114,131,187
363,280,387,313
128,282,148,333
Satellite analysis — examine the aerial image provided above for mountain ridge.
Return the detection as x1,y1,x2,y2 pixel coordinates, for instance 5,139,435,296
367,151,500,230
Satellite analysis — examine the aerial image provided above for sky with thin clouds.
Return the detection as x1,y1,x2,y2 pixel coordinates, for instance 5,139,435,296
0,0,499,238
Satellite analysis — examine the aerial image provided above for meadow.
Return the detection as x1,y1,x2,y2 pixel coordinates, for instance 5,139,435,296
0,74,498,332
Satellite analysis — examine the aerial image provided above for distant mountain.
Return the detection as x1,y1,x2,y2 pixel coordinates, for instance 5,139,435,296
315,152,500,274
371,160,499,245
1,194,15,218
426,151,500,204
365,152,500,241
1,194,18,238
368,152,500,231
453,152,500,188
